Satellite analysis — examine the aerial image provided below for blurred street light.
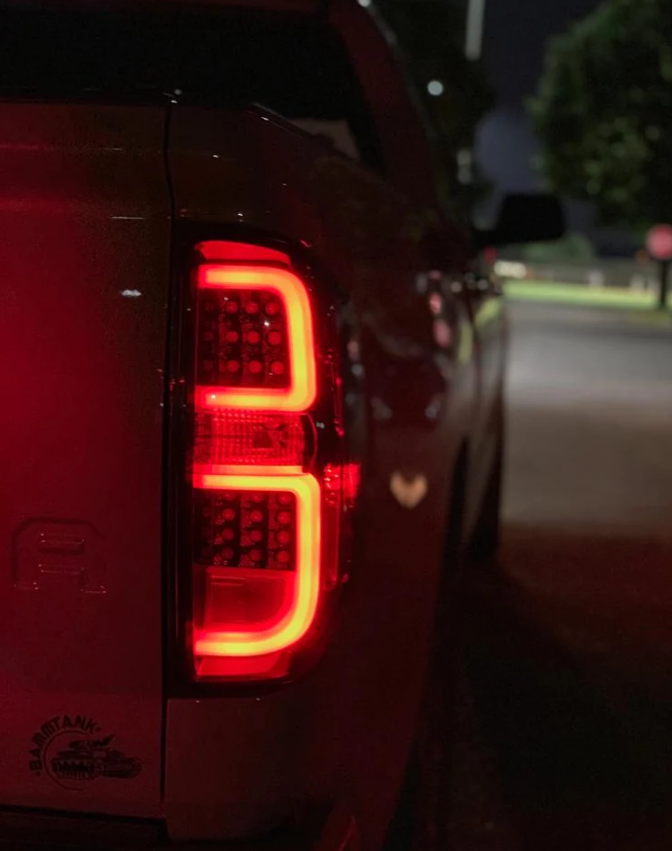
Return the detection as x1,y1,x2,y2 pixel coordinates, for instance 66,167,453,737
465,0,486,60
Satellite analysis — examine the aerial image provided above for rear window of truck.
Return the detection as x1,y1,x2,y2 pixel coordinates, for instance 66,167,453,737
0,1,383,170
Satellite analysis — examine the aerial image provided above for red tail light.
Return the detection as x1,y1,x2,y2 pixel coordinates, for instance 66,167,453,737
192,472,321,659
195,264,316,412
176,240,350,682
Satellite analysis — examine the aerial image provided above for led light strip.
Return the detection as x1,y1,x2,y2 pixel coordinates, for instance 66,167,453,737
196,265,317,412
192,472,321,657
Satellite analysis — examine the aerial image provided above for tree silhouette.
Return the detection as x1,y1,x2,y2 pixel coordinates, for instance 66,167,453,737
530,0,672,230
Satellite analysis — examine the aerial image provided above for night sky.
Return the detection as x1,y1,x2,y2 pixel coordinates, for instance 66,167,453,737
475,0,603,203
483,0,604,107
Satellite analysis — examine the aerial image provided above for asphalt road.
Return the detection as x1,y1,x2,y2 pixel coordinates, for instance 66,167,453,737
449,302,672,851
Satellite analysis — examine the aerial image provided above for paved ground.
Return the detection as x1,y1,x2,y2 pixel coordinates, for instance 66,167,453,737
450,302,672,850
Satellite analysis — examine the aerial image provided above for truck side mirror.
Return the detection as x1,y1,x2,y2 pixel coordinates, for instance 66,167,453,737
475,193,566,249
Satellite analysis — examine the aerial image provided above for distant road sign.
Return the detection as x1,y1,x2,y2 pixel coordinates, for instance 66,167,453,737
647,224,672,261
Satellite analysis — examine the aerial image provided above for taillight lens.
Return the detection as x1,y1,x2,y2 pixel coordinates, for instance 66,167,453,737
178,241,349,682
192,472,320,658
195,264,316,412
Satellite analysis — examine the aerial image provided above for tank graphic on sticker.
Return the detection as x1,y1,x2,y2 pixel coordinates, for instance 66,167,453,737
28,715,141,791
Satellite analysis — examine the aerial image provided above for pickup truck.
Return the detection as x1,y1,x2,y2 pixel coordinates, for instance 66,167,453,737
0,1,562,849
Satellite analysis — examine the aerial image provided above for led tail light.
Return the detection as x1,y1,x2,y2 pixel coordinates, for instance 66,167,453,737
192,472,320,658
196,265,316,412
178,240,350,682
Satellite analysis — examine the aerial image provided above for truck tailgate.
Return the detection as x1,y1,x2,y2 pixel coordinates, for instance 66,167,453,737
0,104,169,817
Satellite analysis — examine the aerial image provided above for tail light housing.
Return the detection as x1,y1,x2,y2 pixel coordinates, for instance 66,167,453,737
173,240,353,682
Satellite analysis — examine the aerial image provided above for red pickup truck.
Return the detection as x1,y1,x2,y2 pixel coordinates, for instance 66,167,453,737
0,1,562,849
